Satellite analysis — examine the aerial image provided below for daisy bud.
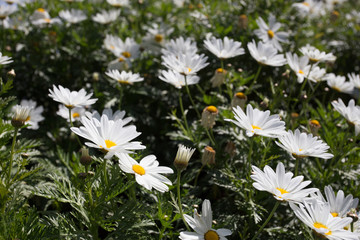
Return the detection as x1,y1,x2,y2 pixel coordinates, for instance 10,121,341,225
92,72,100,82
238,14,248,30
11,105,32,128
224,141,236,158
347,209,359,222
330,10,340,22
201,146,216,166
173,144,195,171
231,92,247,109
260,98,269,109
210,68,227,87
80,147,92,166
309,119,321,135
201,106,218,129
7,69,16,81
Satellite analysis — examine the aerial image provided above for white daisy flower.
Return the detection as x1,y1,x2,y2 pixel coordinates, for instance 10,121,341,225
299,44,336,63
331,98,360,135
225,104,286,138
48,85,98,109
162,52,209,75
104,34,140,60
180,199,232,240
159,69,200,89
203,36,245,59
30,8,61,26
290,199,359,239
348,73,360,89
0,4,17,20
71,114,145,159
59,9,87,24
17,100,44,130
161,37,198,56
254,13,289,52
308,66,327,82
117,153,173,192
92,9,120,24
292,0,325,18
286,52,312,83
0,52,13,65
141,23,174,53
173,144,196,171
247,40,287,67
325,73,354,94
107,0,130,7
105,69,143,85
57,104,85,122
313,186,359,218
85,108,132,126
275,129,334,159
251,162,317,202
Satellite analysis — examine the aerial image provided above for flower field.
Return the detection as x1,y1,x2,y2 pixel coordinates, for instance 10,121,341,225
1,0,360,239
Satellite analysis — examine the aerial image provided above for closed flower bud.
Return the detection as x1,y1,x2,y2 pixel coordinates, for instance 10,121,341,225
80,147,92,166
11,105,32,128
201,146,215,166
92,72,100,82
238,14,248,30
225,141,236,158
260,97,269,109
210,68,227,87
231,92,247,109
7,69,16,81
309,119,321,135
173,144,195,171
201,106,218,129
347,209,359,222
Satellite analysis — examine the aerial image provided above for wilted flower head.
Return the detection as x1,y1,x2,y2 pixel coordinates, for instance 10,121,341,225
173,144,195,171
11,105,32,128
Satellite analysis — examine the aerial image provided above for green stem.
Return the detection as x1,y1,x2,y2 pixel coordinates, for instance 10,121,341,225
177,170,190,231
7,127,19,185
294,157,300,176
205,128,216,146
179,90,192,140
103,158,108,186
68,108,82,146
117,85,124,110
251,201,280,240
246,65,262,95
184,75,201,119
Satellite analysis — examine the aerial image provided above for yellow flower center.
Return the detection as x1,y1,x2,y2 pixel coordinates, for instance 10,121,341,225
309,57,319,63
333,87,342,92
235,92,246,99
37,8,45,13
216,68,224,73
154,34,164,43
188,68,192,73
25,116,31,122
110,45,115,50
118,57,125,62
302,2,310,6
132,164,145,175
331,212,339,217
204,230,219,240
105,140,116,149
267,30,275,39
299,148,303,151
313,222,332,235
118,80,130,85
276,187,289,195
310,119,320,126
72,112,80,118
206,106,218,113
298,69,304,75
252,125,262,130
44,18,51,23
122,51,131,58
